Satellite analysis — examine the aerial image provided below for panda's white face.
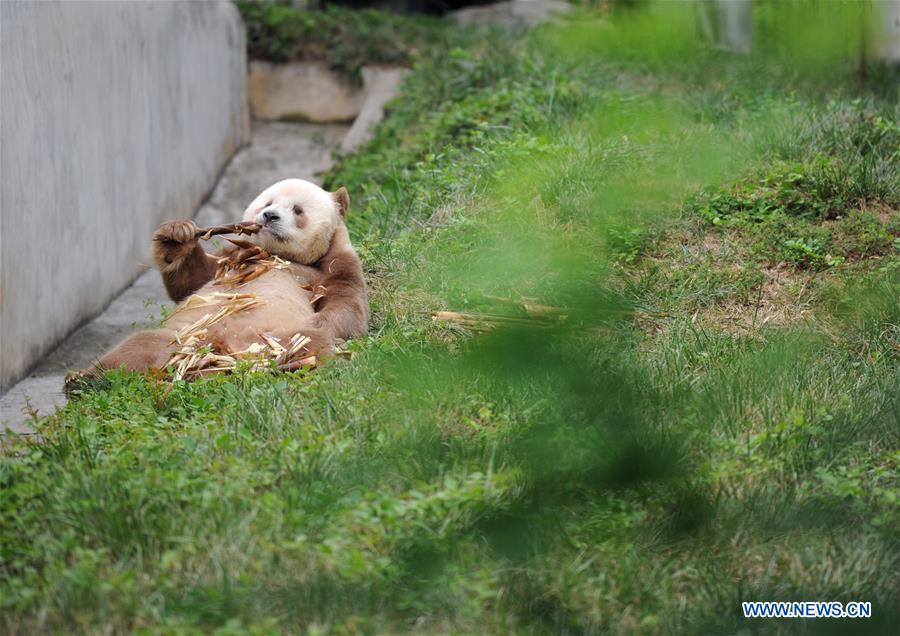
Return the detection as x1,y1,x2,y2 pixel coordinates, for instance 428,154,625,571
242,179,344,265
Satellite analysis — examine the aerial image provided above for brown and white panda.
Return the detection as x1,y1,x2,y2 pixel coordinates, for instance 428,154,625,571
70,178,368,385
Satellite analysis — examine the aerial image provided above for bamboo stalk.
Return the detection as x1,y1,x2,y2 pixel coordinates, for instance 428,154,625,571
432,310,559,327
195,222,261,241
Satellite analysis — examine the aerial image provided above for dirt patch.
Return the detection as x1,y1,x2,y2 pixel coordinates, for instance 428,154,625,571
631,222,823,337
692,265,817,336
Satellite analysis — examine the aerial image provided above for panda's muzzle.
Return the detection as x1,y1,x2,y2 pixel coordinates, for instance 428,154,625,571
256,209,290,241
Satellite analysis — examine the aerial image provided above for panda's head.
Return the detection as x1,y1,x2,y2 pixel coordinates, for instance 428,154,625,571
242,178,349,264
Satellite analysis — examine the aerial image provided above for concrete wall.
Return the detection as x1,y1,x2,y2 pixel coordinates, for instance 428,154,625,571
876,0,900,63
0,1,249,391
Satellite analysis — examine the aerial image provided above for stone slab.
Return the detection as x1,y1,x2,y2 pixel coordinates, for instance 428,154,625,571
248,60,365,123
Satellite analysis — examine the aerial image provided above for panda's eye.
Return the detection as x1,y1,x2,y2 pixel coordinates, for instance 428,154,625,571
293,205,303,215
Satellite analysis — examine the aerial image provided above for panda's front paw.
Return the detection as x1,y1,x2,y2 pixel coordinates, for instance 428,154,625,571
153,220,201,267
153,219,198,245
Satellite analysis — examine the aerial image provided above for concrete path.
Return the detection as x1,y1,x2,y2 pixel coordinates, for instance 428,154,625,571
0,121,348,436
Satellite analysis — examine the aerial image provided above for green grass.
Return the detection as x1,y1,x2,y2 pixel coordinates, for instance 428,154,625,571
3,3,899,634
235,1,454,80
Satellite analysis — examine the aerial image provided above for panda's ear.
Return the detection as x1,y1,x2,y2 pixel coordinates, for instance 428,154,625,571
332,187,350,217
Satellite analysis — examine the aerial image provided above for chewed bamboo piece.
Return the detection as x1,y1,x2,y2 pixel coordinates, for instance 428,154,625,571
166,314,317,380
167,330,317,381
161,221,322,380
166,292,263,323
433,298,642,334
167,295,264,346
214,238,291,287
195,221,261,241
164,289,316,380
482,294,568,318
432,310,562,331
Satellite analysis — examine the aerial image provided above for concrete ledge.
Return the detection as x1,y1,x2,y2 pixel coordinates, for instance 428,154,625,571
249,61,366,122
249,61,410,128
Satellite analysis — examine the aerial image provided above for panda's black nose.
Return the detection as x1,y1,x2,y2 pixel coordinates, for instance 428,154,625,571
262,210,279,224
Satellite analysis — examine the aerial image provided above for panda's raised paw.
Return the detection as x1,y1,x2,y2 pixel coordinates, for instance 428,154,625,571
153,219,199,245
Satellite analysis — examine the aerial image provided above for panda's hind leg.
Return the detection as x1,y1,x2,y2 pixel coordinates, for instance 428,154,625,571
65,329,178,395
95,329,178,373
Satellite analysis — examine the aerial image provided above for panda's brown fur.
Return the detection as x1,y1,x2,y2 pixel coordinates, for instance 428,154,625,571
74,179,368,382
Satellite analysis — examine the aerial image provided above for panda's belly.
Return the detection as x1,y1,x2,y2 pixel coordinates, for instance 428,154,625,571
164,268,318,352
